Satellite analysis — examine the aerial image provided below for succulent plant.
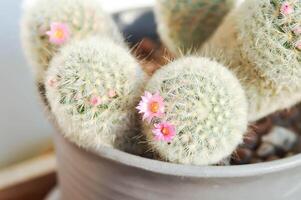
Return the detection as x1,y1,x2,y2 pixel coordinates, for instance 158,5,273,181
155,0,243,55
45,37,147,154
21,0,123,84
137,57,248,165
201,0,301,121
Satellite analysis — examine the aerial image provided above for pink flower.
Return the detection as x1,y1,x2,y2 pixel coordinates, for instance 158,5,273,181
152,122,176,142
280,2,294,16
136,92,165,123
46,22,70,45
108,90,117,98
47,78,57,87
296,41,301,50
293,26,301,35
90,95,102,106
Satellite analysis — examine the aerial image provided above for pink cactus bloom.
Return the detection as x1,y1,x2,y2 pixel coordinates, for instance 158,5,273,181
47,78,57,87
152,122,176,142
90,95,102,106
108,90,117,98
296,41,301,50
136,91,165,123
46,22,70,45
280,2,294,16
293,26,301,35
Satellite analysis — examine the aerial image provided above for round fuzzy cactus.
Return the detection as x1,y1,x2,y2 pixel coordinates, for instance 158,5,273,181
202,0,301,121
21,0,123,84
238,0,301,87
137,57,248,166
155,0,243,55
45,37,146,154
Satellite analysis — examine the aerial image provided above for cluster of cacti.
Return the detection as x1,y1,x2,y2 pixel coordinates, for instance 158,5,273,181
21,0,123,84
21,0,148,155
199,0,301,121
155,0,244,55
137,57,248,165
21,0,301,167
46,37,146,154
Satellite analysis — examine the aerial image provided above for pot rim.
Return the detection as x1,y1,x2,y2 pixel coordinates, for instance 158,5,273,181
58,132,301,178
91,145,301,178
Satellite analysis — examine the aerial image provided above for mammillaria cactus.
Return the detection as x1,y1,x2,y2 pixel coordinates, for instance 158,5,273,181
155,0,244,55
137,57,248,165
202,0,301,121
45,37,146,154
21,0,123,84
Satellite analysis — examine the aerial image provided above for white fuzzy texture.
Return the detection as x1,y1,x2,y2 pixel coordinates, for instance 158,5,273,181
21,0,123,84
46,37,146,154
237,0,301,87
143,57,248,166
155,0,244,55
202,0,301,121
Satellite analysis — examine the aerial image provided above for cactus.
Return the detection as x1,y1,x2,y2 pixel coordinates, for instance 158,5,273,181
155,0,243,55
45,37,147,154
201,0,301,121
21,0,123,84
137,57,248,165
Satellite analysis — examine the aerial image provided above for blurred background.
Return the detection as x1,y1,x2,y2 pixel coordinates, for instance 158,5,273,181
0,0,154,169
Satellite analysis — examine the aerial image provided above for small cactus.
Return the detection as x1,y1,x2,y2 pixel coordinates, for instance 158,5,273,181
21,0,123,84
45,37,147,154
137,57,248,165
202,0,301,121
155,0,243,55
238,0,301,87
